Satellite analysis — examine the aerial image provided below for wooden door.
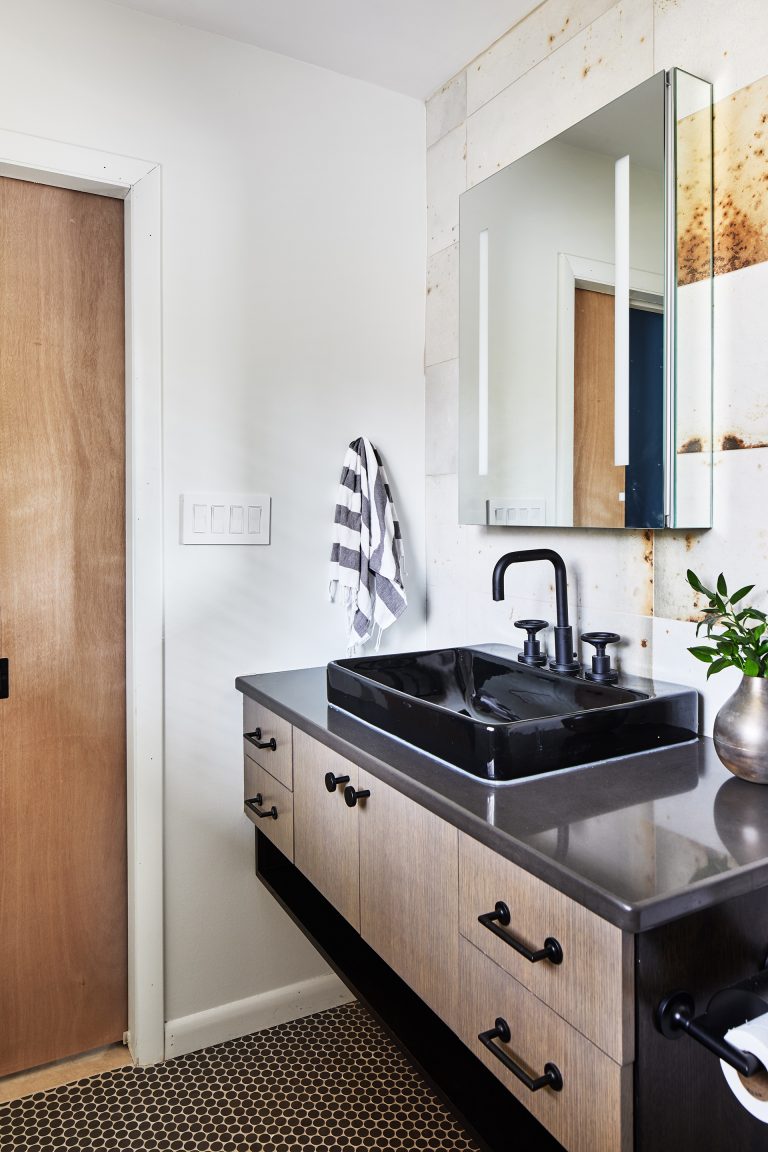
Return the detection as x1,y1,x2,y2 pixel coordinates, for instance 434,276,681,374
573,288,625,528
0,177,127,1076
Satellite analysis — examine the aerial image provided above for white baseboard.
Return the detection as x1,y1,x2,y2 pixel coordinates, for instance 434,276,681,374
164,973,354,1060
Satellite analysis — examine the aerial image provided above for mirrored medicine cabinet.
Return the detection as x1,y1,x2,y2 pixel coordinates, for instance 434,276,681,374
459,69,713,530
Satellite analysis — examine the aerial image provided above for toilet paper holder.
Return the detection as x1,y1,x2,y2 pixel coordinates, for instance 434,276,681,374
656,968,768,1077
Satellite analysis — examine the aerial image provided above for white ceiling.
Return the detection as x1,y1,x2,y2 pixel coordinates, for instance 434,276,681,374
107,0,539,99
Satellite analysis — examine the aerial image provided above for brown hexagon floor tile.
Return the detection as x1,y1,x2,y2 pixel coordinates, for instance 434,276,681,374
0,1003,481,1150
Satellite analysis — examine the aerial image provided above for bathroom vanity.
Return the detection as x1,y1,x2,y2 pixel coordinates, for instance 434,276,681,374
236,664,768,1152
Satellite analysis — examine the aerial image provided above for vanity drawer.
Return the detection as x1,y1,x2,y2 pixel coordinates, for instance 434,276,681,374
459,938,631,1152
459,833,633,1063
244,758,294,860
243,698,293,789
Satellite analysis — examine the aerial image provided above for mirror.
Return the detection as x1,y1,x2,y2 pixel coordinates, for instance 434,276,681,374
459,70,713,530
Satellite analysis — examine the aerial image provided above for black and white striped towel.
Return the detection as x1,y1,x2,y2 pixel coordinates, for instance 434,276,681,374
329,437,407,652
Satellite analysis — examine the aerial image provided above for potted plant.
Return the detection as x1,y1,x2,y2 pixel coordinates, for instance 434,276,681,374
687,570,768,783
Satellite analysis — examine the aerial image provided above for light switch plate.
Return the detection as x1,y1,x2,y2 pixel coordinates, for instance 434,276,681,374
180,493,271,545
487,497,547,526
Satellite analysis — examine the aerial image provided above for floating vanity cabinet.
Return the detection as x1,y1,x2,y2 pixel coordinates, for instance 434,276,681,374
243,699,294,859
459,833,633,1064
293,730,361,930
238,670,768,1152
358,770,459,1030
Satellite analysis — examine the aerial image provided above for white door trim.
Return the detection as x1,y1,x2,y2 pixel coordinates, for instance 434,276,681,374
0,129,164,1066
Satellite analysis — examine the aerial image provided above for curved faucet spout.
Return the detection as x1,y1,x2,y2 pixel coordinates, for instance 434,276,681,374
492,548,579,674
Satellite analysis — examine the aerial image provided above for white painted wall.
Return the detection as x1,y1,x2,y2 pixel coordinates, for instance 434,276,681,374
0,0,426,1037
425,0,768,733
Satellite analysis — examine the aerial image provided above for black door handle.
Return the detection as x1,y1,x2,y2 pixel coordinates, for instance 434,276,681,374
0,658,7,700
244,728,277,751
479,1018,562,1092
245,794,278,820
478,901,563,965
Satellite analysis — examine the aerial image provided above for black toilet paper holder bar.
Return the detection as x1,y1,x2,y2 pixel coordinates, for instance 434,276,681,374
656,968,768,1077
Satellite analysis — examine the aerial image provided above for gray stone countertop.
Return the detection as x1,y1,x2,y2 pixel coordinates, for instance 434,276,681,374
235,666,768,933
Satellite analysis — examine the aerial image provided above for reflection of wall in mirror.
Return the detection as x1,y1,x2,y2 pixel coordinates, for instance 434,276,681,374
460,138,663,526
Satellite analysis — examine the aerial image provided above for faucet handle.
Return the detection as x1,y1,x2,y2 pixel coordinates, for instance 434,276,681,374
514,619,549,667
581,632,620,684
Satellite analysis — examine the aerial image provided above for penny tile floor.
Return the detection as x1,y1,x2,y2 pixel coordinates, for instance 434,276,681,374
0,1002,483,1150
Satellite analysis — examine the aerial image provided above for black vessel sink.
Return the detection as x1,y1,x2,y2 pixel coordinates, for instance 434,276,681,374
326,644,698,783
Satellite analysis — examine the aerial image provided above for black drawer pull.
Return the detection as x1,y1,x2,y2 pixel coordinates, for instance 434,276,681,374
344,785,370,808
245,728,277,752
245,794,278,820
479,1018,563,1093
478,901,563,965
325,772,351,793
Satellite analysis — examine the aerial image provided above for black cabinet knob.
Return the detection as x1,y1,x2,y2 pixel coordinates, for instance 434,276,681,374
581,632,621,684
324,772,351,793
514,619,548,667
344,785,371,808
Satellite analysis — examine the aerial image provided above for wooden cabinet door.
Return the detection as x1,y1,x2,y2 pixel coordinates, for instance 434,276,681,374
358,770,459,1029
293,729,360,930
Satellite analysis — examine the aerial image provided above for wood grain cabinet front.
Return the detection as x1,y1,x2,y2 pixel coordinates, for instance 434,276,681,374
459,938,632,1152
357,770,459,1030
243,698,293,789
293,730,361,931
244,757,294,860
459,832,633,1065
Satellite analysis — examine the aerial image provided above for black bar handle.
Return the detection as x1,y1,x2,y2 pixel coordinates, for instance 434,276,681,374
245,794,278,820
325,772,351,793
656,991,765,1077
0,658,8,700
245,728,277,752
479,1018,563,1092
344,785,371,808
478,901,563,965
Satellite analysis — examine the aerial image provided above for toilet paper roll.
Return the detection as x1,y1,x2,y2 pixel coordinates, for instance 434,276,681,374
721,1012,768,1121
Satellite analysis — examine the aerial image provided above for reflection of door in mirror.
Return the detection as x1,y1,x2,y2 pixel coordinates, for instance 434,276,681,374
573,288,623,527
573,291,664,528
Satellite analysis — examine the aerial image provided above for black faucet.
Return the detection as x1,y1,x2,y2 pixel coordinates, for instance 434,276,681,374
492,548,580,674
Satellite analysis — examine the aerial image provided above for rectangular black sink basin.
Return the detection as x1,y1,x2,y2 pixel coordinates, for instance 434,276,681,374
326,644,698,782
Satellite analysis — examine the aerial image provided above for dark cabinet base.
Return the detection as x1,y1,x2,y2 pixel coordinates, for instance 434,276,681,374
255,831,564,1152
635,888,768,1152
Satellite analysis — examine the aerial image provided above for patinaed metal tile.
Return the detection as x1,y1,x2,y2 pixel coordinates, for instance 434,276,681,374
679,75,768,283
713,77,768,276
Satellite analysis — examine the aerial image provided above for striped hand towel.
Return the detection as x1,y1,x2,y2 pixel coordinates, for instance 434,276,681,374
329,437,407,652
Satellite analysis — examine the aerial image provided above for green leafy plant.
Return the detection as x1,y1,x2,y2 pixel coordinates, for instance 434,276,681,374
687,570,768,678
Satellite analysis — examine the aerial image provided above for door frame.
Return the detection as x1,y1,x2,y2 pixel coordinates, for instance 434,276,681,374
0,130,164,1066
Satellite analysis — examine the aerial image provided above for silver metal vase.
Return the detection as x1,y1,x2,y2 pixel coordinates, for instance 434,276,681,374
713,675,768,784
